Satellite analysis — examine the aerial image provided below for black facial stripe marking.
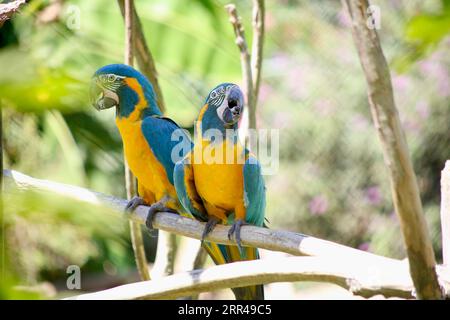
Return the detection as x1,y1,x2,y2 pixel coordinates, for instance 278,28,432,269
100,74,125,91
209,94,225,107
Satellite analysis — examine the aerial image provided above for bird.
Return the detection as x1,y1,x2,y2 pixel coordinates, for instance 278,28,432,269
90,64,192,228
173,83,266,300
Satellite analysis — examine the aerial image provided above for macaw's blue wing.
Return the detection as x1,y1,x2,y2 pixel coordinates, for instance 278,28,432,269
141,116,193,185
173,154,208,221
243,154,266,227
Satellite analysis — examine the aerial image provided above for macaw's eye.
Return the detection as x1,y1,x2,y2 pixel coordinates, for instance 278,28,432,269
108,74,116,82
211,91,217,99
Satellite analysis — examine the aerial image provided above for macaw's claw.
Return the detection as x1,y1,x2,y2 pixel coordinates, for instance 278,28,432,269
145,202,178,230
201,216,220,242
125,196,145,213
228,219,246,255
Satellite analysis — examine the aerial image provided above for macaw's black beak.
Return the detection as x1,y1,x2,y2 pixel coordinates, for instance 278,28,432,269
223,86,243,124
90,78,118,111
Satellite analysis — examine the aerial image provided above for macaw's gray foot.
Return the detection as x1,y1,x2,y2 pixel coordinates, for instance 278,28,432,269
201,216,220,242
125,196,145,213
145,202,178,230
228,219,247,255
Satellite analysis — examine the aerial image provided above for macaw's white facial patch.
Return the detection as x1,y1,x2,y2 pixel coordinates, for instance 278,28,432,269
216,85,237,122
93,88,119,110
103,88,119,105
216,85,243,125
216,98,228,122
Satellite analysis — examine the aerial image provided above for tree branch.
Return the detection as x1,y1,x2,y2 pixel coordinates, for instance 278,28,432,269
342,0,442,299
2,169,400,262
251,0,265,106
64,256,415,300
4,169,450,299
0,0,26,28
118,0,166,113
441,161,450,267
151,228,178,278
120,0,151,282
225,4,256,130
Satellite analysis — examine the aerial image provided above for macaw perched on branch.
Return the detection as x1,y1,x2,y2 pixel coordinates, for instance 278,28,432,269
174,83,266,300
90,64,191,227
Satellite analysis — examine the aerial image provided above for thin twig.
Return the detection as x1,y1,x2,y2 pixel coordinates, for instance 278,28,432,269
119,0,176,277
441,161,450,267
225,4,256,130
251,0,265,106
342,0,442,299
124,0,134,66
193,246,208,271
0,0,26,28
122,0,151,282
151,229,177,277
189,242,208,299
118,0,165,113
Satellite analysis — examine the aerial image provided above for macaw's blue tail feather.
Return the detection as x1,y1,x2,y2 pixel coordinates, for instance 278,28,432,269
202,242,264,300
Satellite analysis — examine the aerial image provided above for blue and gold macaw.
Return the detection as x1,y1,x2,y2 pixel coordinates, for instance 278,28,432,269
174,83,266,300
90,64,192,227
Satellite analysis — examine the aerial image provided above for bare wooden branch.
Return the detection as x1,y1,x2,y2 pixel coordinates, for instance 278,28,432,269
124,0,134,66
151,229,177,278
65,256,415,300
0,169,402,264
121,0,151,282
119,1,177,278
193,246,208,271
251,0,265,106
118,0,165,113
342,0,442,299
225,4,256,130
4,169,450,299
441,161,450,267
2,169,401,262
0,0,26,28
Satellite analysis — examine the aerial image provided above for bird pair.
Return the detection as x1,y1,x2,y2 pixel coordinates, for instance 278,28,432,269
90,64,266,300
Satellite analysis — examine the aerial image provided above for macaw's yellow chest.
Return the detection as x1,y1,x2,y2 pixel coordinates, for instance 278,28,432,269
115,117,177,205
192,139,245,214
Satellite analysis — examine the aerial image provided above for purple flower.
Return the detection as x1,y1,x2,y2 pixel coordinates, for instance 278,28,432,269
392,74,411,94
350,114,369,131
309,195,328,215
389,211,397,221
337,8,351,27
365,186,382,206
287,65,308,100
272,111,291,129
415,100,430,119
269,53,290,72
358,242,370,252
314,99,336,116
258,83,273,105
437,70,450,97
418,56,450,96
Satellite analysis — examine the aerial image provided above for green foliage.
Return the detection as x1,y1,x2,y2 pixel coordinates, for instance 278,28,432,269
394,0,450,71
4,189,127,278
